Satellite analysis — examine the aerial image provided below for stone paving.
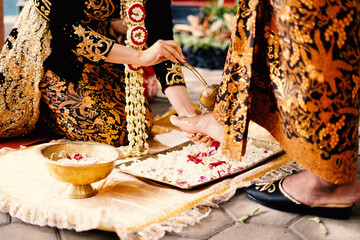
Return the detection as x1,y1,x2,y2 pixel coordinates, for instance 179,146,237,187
1,68,360,239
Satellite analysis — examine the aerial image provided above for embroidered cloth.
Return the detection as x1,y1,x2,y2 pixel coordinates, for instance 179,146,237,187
0,115,298,240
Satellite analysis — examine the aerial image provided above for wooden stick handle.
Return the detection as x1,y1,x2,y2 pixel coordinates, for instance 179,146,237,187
182,62,209,87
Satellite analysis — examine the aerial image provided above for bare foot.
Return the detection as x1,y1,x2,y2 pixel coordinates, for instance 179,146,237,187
170,113,224,142
282,170,360,206
185,133,212,146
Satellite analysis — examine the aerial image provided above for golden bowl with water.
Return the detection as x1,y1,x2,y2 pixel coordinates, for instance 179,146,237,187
40,141,123,199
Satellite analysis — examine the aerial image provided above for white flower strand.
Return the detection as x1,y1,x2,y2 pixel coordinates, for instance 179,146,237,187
119,0,149,157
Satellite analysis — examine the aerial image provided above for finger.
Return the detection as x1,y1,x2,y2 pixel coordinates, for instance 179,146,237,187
171,42,186,61
167,45,185,62
151,40,184,64
189,132,203,139
161,46,180,63
203,137,214,147
163,40,184,56
199,135,212,145
161,41,186,62
152,44,178,63
186,133,198,141
186,133,214,147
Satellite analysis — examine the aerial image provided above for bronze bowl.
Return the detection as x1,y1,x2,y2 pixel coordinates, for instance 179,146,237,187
200,84,220,110
40,141,123,199
182,62,219,110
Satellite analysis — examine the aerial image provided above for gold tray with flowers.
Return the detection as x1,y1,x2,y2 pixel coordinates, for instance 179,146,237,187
115,138,284,189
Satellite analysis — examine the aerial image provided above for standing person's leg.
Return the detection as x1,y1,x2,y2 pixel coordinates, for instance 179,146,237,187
171,0,360,219
246,0,360,219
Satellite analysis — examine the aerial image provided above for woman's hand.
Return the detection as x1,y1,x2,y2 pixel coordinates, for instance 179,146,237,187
139,40,186,66
106,40,186,66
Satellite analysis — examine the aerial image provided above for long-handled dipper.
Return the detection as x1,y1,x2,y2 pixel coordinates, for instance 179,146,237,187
182,62,220,110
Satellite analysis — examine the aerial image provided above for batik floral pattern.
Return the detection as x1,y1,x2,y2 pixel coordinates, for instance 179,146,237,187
214,0,360,184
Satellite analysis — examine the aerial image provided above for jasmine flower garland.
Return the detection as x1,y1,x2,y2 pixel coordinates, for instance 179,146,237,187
120,0,149,157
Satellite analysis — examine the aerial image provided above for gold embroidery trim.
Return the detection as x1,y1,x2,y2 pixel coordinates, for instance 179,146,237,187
73,25,114,62
255,182,276,193
31,0,51,21
165,62,186,86
0,2,52,138
84,0,115,21
278,178,302,205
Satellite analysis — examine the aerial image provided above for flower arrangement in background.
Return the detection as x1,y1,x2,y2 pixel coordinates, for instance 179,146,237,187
173,3,237,69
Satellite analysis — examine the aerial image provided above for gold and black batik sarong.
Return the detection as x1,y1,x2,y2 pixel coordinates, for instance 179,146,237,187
0,0,186,146
214,0,360,184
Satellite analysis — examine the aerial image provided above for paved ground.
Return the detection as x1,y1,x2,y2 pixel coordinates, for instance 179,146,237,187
1,67,360,240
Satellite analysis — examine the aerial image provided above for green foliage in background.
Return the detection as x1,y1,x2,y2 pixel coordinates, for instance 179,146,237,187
174,2,237,52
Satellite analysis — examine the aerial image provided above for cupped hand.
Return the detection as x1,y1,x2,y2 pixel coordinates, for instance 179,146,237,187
139,40,186,66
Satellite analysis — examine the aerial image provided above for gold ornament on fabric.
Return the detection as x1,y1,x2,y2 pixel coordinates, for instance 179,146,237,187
0,3,52,138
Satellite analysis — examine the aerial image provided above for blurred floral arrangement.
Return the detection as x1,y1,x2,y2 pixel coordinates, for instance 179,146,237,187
174,4,237,51
173,3,237,69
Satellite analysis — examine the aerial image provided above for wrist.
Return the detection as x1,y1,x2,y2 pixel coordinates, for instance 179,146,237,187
176,106,197,117
177,111,197,117
134,50,144,65
165,85,196,117
105,43,145,65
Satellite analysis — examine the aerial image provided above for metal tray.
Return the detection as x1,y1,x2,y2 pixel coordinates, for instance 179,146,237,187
115,138,284,189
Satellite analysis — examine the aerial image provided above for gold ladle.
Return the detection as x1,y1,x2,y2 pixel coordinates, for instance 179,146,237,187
182,62,219,110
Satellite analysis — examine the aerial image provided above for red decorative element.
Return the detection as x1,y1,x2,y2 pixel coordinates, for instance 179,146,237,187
142,66,158,101
66,154,84,160
128,64,142,71
73,154,84,160
198,176,208,182
211,141,221,149
130,26,147,46
176,181,188,186
209,149,217,155
209,160,226,169
187,153,203,164
128,3,145,23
